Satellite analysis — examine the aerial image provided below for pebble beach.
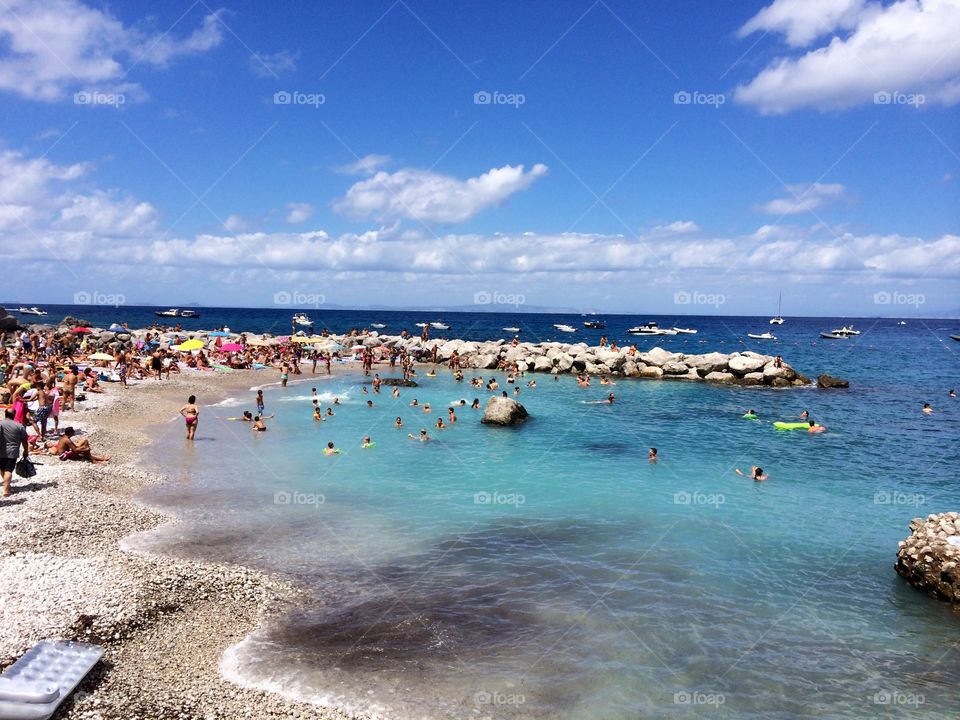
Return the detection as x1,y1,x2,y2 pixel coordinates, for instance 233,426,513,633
0,371,364,720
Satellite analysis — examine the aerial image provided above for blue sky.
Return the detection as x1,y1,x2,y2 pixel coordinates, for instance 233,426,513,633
0,0,958,315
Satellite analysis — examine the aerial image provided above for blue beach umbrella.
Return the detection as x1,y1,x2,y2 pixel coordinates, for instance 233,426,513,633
208,331,232,337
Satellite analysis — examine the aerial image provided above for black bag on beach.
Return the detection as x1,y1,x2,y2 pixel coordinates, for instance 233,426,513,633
15,457,37,479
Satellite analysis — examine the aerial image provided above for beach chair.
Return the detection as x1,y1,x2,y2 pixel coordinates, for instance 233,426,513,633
0,640,103,719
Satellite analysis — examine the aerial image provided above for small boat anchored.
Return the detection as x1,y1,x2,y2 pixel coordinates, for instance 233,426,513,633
292,313,314,327
583,320,605,329
819,331,850,340
770,291,785,325
830,325,860,336
155,308,200,318
17,306,48,316
747,332,777,340
553,324,577,333
430,322,450,330
672,327,697,335
370,323,386,329
627,322,677,336
503,327,521,333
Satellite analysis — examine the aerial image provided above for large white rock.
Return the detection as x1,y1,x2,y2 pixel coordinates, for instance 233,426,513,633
481,396,529,426
728,355,766,375
704,371,736,383
534,356,554,372
639,365,664,379
639,347,678,367
689,352,729,374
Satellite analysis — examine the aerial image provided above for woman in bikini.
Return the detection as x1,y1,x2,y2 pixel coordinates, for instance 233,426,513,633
180,395,199,440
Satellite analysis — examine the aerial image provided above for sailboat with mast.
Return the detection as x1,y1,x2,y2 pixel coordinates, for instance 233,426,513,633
770,292,785,325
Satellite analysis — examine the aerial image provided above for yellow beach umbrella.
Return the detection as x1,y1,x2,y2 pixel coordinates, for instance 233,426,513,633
246,338,273,346
88,352,115,361
291,335,323,343
176,339,205,351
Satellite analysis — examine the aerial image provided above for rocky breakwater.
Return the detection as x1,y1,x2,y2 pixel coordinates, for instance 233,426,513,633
355,335,812,387
896,512,960,604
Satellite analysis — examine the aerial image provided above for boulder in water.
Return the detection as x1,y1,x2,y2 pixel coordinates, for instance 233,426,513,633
481,397,529,426
817,374,849,389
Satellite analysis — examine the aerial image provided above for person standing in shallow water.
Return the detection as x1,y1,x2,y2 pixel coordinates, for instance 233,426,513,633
180,395,199,440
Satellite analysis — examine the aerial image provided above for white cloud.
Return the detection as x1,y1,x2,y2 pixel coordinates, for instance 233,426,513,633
284,202,314,224
650,220,701,235
250,49,298,78
333,163,549,223
336,154,392,176
0,0,223,101
57,191,159,236
735,0,960,113
739,0,871,47
223,215,248,233
756,182,845,215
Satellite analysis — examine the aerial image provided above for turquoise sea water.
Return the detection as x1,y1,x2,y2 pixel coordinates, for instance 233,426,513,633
133,317,960,719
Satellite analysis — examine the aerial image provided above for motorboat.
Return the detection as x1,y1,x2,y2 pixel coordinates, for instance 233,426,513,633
627,322,676,336
583,320,605,329
415,322,427,328
154,308,199,318
17,306,48,316
747,332,777,340
897,321,907,326
672,327,697,334
430,322,450,330
770,291,785,325
553,324,577,333
830,325,860,336
819,331,849,340
292,313,314,327
503,327,521,333
951,335,960,342
370,323,386,329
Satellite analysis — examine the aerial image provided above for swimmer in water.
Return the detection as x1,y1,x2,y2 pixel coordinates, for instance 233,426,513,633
251,415,267,432
313,406,323,421
949,389,957,398
333,397,341,405
366,400,374,408
423,403,431,413
392,387,400,398
808,419,826,433
225,411,254,421
409,428,432,442
323,441,340,455
648,447,658,462
435,418,446,429
735,466,768,481
410,398,419,407
923,403,933,414
799,410,809,420
326,407,335,417
362,436,374,448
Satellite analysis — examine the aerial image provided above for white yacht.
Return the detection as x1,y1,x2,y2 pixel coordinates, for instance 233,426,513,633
292,313,314,327
747,332,777,340
17,306,48,316
770,292,785,325
553,324,577,333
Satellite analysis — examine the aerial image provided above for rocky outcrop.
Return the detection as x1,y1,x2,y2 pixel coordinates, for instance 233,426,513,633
481,397,529,426
0,308,17,332
380,378,418,387
817,374,850,389
896,512,960,604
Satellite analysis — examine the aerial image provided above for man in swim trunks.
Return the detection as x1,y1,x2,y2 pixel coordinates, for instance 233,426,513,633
735,466,768,481
61,366,78,411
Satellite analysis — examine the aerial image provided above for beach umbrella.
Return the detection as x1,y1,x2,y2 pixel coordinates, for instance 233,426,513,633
291,335,321,343
176,339,205,351
246,338,273,346
218,342,244,352
88,352,115,361
71,326,93,334
208,331,232,337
